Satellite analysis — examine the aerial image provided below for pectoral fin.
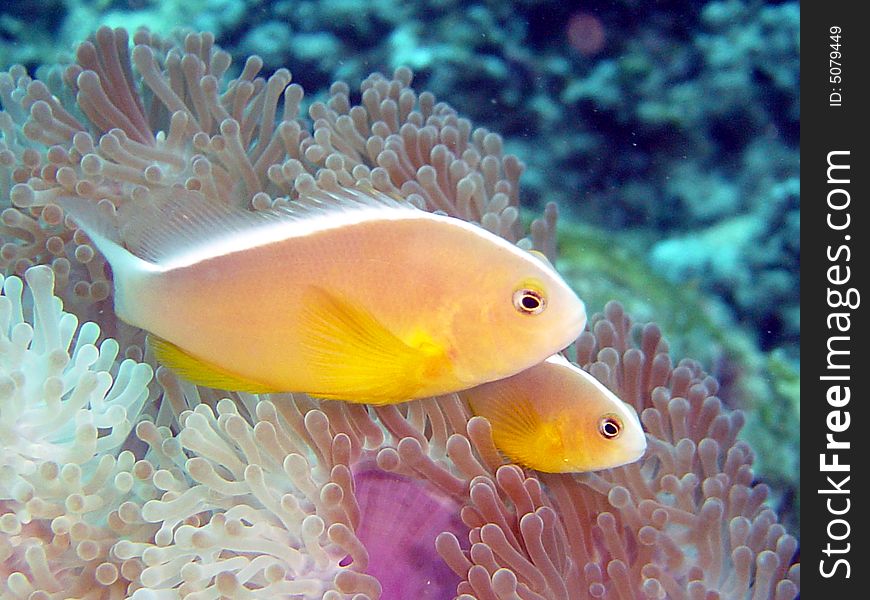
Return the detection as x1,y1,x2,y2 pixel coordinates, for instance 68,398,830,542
299,287,451,404
148,336,279,393
463,381,562,471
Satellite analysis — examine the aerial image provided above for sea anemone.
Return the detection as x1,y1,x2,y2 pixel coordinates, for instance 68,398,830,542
352,467,466,599
0,266,154,598
1,26,549,341
434,302,800,599
124,396,380,598
1,27,799,599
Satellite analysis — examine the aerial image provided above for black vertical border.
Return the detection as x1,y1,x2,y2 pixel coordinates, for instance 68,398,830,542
802,2,868,597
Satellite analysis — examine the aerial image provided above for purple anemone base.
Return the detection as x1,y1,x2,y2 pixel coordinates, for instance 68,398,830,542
352,467,467,599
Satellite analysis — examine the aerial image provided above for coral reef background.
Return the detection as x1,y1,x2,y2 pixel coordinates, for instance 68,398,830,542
1,0,799,596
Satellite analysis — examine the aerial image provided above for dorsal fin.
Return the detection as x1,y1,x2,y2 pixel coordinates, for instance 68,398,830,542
292,184,418,218
117,184,417,266
119,188,261,264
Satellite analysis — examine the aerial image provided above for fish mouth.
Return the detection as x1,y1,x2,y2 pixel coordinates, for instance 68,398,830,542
624,433,649,464
633,436,649,459
555,305,588,351
597,441,647,471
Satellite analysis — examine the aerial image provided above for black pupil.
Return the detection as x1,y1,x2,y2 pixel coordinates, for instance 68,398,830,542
521,294,540,310
603,420,619,436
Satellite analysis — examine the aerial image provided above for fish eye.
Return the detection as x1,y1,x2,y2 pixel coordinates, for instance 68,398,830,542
513,288,546,315
598,415,622,439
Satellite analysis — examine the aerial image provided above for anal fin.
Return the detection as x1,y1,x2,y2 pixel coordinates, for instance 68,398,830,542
148,335,279,394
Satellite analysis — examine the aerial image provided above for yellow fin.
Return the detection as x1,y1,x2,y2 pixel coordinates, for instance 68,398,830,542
465,383,564,471
148,336,280,394
299,287,451,404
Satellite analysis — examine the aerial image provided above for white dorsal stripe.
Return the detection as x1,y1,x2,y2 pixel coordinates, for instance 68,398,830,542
113,186,554,278
160,206,547,273
116,185,416,268
160,206,423,270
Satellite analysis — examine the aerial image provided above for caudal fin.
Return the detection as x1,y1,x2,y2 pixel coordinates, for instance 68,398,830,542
58,197,158,317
